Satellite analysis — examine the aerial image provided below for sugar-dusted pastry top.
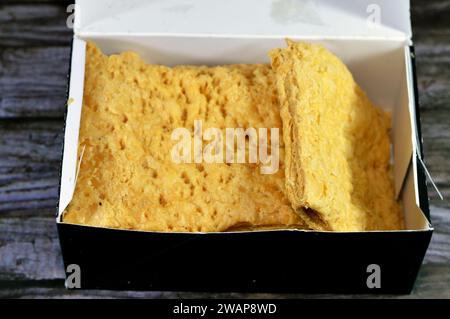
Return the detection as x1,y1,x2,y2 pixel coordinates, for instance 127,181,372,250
63,42,305,232
270,41,404,231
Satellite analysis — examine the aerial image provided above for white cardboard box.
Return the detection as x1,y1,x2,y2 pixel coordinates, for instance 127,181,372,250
57,0,432,293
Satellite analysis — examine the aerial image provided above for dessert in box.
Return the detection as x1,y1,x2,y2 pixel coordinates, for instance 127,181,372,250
270,40,404,231
63,43,305,232
63,41,403,232
57,0,432,293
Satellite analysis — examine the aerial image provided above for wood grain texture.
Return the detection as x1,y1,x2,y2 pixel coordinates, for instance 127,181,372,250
0,216,63,281
415,41,450,200
0,0,449,298
411,0,450,29
0,120,63,215
0,47,71,118
0,3,72,47
413,0,450,203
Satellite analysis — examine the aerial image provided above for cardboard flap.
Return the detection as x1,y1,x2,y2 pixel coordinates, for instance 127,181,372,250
75,0,411,40
58,38,86,217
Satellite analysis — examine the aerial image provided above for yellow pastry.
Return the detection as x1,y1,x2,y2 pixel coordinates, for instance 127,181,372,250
63,42,305,232
270,40,403,231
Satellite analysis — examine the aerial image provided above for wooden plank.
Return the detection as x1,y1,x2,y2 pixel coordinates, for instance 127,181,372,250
0,120,63,215
411,0,450,29
412,0,450,200
421,105,450,200
0,46,71,118
424,205,450,264
0,3,72,47
415,40,450,106
0,216,63,281
0,282,170,298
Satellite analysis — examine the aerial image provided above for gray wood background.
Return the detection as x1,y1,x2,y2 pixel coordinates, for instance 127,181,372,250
0,0,449,298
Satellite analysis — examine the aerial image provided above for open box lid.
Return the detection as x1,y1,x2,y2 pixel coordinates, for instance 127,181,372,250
74,0,412,42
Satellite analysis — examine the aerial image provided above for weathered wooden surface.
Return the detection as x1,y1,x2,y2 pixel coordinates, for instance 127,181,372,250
0,0,449,298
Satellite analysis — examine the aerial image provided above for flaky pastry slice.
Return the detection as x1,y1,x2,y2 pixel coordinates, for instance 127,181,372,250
270,40,404,231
